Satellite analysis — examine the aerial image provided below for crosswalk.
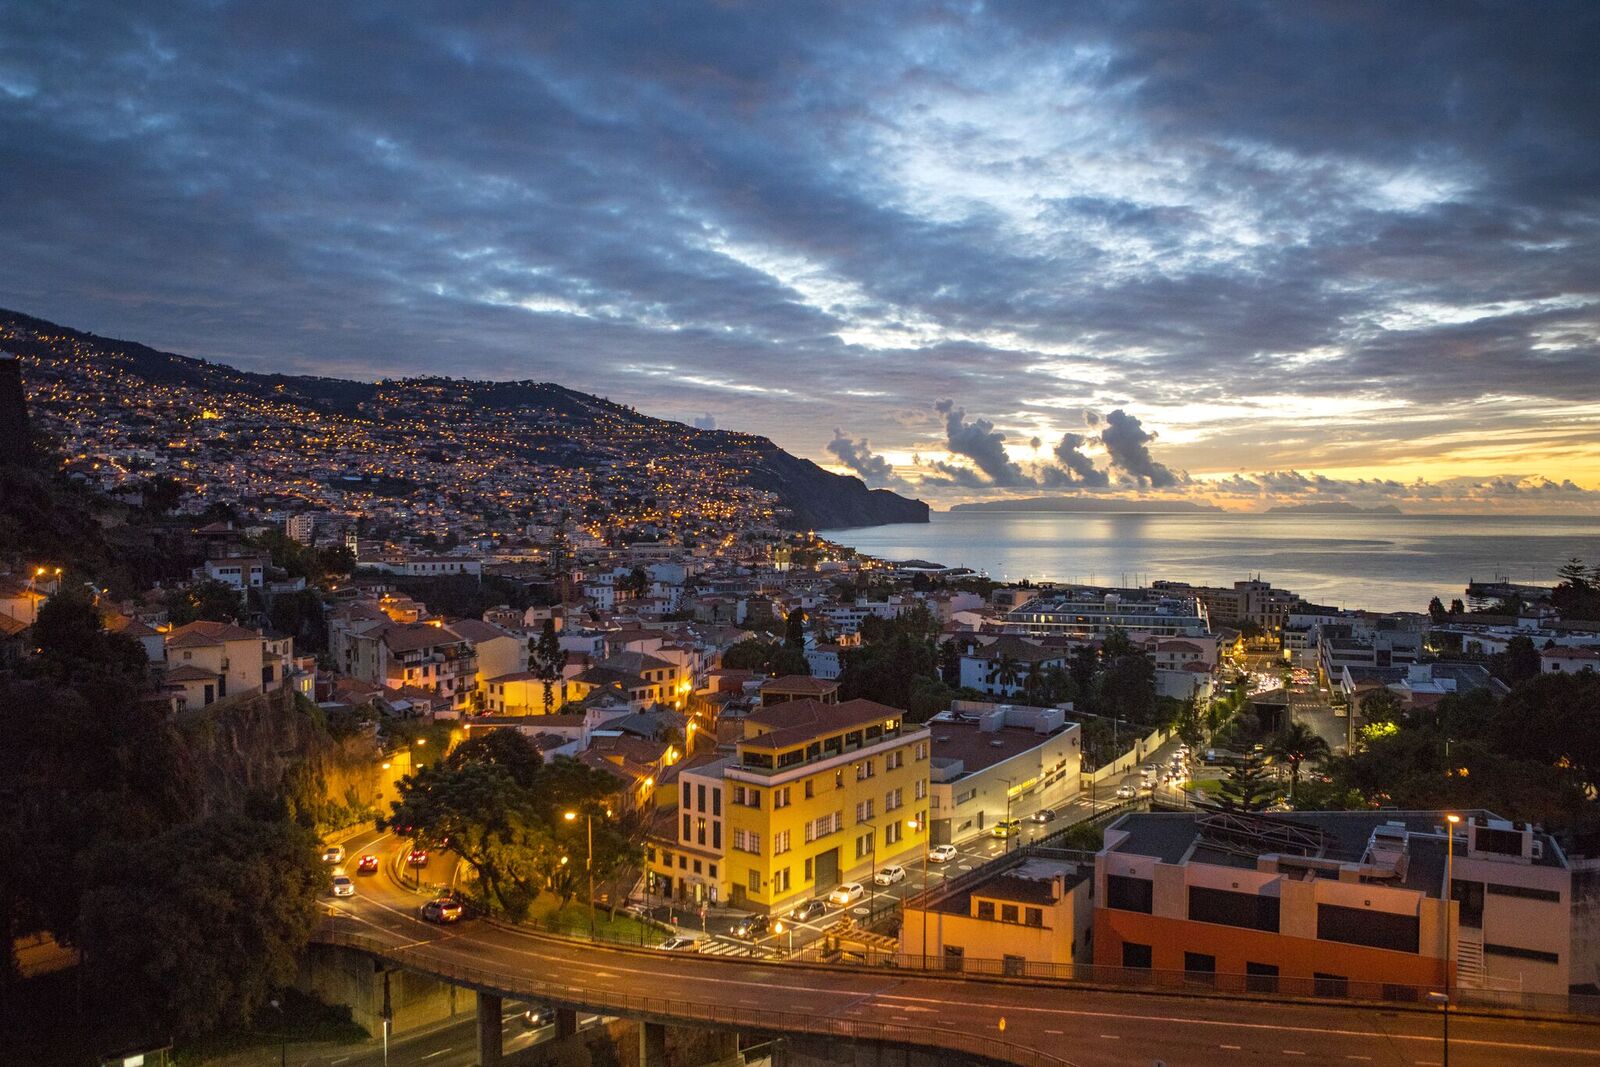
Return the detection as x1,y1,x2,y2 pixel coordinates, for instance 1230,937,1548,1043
698,938,779,958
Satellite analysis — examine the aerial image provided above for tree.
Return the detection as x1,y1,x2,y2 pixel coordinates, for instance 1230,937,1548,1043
1359,687,1404,728
1267,721,1331,799
987,653,1022,693
165,579,243,624
1176,696,1206,749
79,812,324,1039
1218,750,1276,813
937,638,961,687
1427,596,1447,624
784,608,805,650
1492,635,1542,683
534,618,563,714
1449,598,1465,616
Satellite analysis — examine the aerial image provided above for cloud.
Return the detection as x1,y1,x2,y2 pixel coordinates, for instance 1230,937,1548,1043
825,428,902,487
692,414,717,430
1099,409,1184,488
932,398,1033,487
1046,432,1111,488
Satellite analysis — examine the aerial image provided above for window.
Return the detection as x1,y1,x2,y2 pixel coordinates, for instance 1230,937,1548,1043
697,784,706,812
711,788,721,817
1484,943,1560,964
1183,952,1216,986
1107,875,1154,914
804,779,814,799
887,750,902,771
886,787,903,812
1486,882,1561,903
1245,962,1279,994
693,859,702,874
835,769,845,789
1000,904,1019,924
804,857,813,881
976,900,996,920
712,823,721,850
1121,942,1152,970
774,867,791,893
732,785,745,806
683,782,692,809
855,832,874,859
1188,886,1280,932
709,864,717,879
679,855,688,869
682,813,691,840
1317,904,1418,954
732,830,761,855
855,799,875,822
885,820,903,846
749,870,761,893
915,741,928,760
696,817,707,846
1313,973,1349,998
1003,955,1025,978
1024,907,1043,927
774,786,791,809
915,779,927,801
774,830,791,855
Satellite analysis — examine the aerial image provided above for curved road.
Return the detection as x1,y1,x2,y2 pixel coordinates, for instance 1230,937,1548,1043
324,831,1600,1066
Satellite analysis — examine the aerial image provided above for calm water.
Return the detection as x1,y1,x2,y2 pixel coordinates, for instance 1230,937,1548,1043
819,511,1600,614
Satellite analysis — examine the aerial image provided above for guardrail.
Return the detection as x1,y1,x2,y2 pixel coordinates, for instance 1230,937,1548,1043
318,919,1077,1067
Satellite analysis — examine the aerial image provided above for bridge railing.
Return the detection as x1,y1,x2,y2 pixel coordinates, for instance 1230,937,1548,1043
317,919,1078,1067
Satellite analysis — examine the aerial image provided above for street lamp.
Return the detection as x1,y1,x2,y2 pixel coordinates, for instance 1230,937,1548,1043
1427,991,1451,1067
908,817,931,970
1444,813,1461,996
565,808,611,939
774,919,793,956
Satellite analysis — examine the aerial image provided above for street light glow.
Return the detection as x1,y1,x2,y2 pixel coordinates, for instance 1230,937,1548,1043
564,810,578,821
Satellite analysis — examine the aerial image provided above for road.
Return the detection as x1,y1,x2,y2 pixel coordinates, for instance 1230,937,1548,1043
319,834,1600,1066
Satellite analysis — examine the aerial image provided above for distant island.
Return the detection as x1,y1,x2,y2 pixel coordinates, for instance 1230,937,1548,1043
947,497,1225,514
1265,502,1404,515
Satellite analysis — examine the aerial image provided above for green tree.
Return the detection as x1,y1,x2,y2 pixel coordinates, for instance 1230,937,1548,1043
78,812,324,1039
937,638,962,687
1360,687,1404,728
1427,596,1447,624
1267,720,1331,799
987,653,1022,693
1218,750,1276,812
784,608,805,650
1448,598,1465,616
1491,634,1542,683
165,579,244,624
534,618,563,714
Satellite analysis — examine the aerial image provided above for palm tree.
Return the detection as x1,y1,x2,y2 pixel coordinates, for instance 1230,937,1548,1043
1268,720,1331,799
987,654,1022,695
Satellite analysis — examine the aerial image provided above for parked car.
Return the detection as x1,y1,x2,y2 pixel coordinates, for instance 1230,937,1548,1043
928,844,958,863
331,874,355,897
657,936,700,952
407,848,429,867
731,914,771,940
419,897,463,924
991,819,1022,839
829,882,865,907
356,854,379,874
790,899,830,922
873,865,906,886
1029,808,1056,824
321,845,345,865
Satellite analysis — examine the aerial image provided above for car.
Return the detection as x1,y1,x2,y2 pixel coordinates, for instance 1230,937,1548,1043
321,845,345,864
1115,784,1137,799
829,882,865,907
790,899,830,922
1138,781,1155,794
331,874,355,897
1029,808,1056,824
657,936,700,952
407,848,429,867
873,865,906,886
928,844,958,863
356,854,379,874
520,1006,556,1029
991,819,1022,839
419,897,463,924
1142,764,1158,776
731,914,771,940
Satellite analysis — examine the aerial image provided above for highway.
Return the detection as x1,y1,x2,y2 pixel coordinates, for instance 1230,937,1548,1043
321,831,1600,1066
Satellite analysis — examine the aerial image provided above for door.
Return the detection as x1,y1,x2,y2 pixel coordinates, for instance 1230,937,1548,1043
813,847,839,890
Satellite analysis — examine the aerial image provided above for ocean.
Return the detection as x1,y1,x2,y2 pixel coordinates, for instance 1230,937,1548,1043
818,511,1600,614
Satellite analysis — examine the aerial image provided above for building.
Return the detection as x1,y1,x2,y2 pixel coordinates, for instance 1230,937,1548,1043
445,618,528,704
1154,579,1297,637
1007,589,1210,641
161,620,269,709
1542,647,1600,674
201,556,265,591
651,698,932,915
285,513,316,545
758,675,840,706
926,701,1081,845
958,636,1070,697
901,849,1095,973
647,756,734,906
483,670,566,715
1094,809,1580,999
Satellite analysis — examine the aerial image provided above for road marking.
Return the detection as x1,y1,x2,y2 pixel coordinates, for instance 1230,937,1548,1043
422,1050,452,1060
1220,1045,1241,1050
1099,1034,1120,1039
1345,1057,1372,1062
1044,1029,1063,1035
1282,1051,1306,1056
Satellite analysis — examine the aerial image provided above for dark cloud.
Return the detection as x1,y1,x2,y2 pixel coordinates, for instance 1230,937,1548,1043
825,428,902,488
933,399,1033,487
692,414,717,430
1047,432,1111,489
1100,409,1184,488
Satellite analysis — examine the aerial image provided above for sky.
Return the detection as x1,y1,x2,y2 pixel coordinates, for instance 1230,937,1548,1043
2,2,1598,513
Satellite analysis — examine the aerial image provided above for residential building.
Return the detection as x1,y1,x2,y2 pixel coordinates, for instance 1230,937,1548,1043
483,670,567,715
1094,809,1581,998
901,850,1095,973
161,620,268,709
926,701,1081,845
1542,647,1600,674
285,513,316,544
758,675,840,705
1007,589,1210,641
646,756,732,906
673,698,932,914
202,556,265,591
958,635,1069,697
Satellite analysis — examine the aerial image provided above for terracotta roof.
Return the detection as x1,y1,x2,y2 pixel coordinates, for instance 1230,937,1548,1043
106,615,159,639
742,697,908,751
163,664,219,682
1542,646,1600,659
379,622,464,653
966,635,1068,664
166,619,259,647
446,618,515,644
759,675,839,695
0,611,29,637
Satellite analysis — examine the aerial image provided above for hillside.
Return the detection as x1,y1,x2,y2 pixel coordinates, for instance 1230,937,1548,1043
0,309,927,530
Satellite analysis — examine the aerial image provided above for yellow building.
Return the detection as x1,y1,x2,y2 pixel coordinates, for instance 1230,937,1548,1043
646,698,932,915
901,854,1095,974
731,698,930,913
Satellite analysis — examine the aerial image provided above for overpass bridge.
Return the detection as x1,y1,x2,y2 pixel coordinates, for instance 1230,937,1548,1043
312,832,1600,1066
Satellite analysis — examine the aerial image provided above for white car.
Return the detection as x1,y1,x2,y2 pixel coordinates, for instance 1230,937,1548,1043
657,936,700,952
829,882,865,907
873,865,906,886
928,844,957,863
1115,784,1137,799
321,845,345,865
331,874,355,897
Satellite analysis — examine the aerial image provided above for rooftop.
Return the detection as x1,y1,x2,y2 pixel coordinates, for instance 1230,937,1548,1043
929,719,1071,778
741,697,912,752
